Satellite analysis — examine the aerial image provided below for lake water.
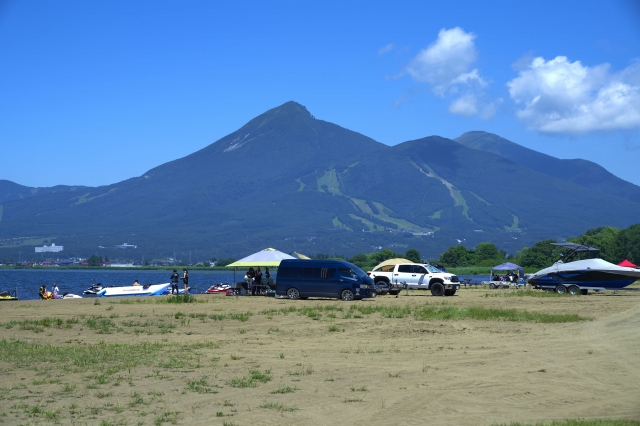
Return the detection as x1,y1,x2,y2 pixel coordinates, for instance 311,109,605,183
0,269,241,300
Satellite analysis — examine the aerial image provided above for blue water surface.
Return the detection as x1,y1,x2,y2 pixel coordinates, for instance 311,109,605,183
0,269,240,300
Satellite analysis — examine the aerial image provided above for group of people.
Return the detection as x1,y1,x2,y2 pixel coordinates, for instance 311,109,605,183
492,271,520,283
39,283,60,299
245,266,270,295
170,269,189,295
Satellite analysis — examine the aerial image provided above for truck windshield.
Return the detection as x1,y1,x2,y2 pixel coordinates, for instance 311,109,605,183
425,265,442,273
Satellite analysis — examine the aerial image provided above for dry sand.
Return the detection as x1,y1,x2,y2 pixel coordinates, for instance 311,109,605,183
1,289,639,425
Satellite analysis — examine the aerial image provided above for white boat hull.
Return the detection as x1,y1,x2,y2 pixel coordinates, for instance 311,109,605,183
97,283,170,297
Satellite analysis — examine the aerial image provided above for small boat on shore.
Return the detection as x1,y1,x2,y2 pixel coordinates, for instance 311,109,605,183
0,290,18,301
204,283,231,294
97,283,170,297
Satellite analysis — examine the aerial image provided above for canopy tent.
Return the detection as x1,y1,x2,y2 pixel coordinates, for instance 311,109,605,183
618,259,637,268
371,258,412,272
290,252,311,260
491,262,524,278
226,248,295,268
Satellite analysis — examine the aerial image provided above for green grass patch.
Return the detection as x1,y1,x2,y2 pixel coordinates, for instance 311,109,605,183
0,339,161,371
227,369,272,388
259,402,297,412
270,386,298,394
498,289,577,298
413,305,590,323
161,293,200,304
2,317,79,333
186,376,218,394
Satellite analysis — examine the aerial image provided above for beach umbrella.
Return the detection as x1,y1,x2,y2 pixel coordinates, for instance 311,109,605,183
227,248,295,268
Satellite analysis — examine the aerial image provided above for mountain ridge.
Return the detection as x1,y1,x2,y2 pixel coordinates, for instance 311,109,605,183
1,102,638,260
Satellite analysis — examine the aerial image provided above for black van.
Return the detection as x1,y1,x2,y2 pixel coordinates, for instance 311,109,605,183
276,259,375,300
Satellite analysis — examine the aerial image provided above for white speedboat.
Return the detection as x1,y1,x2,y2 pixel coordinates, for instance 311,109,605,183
529,243,640,294
97,283,170,297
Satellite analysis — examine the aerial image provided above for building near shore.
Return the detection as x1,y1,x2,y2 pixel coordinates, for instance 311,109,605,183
35,243,63,253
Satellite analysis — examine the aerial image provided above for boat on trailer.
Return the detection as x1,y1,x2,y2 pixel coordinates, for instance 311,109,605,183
97,283,170,297
528,243,640,294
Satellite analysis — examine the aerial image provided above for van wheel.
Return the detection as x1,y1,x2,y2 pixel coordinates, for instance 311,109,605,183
341,289,354,301
286,288,300,300
430,282,445,296
567,285,580,295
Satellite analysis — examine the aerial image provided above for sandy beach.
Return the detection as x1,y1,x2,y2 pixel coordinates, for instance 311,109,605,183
1,289,639,425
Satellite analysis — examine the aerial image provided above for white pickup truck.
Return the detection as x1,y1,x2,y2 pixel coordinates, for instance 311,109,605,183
367,263,460,296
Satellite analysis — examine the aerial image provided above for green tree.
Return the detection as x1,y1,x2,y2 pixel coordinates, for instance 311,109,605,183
368,249,399,265
87,255,102,266
513,239,563,269
475,242,503,266
439,245,474,267
405,248,421,263
611,224,640,264
104,256,110,263
569,226,619,262
216,258,237,267
348,253,369,268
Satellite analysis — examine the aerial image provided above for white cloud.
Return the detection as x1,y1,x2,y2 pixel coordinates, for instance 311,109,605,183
507,56,640,133
378,43,394,56
406,27,479,96
403,27,498,119
448,95,478,116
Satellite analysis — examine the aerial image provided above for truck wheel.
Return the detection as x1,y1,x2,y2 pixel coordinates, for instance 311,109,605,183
286,288,300,300
555,285,566,295
430,282,445,296
341,289,354,301
567,285,580,295
444,289,456,296
580,289,589,295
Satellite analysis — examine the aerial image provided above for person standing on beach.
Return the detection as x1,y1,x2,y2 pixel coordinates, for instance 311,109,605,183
52,283,59,297
170,269,179,295
182,269,189,293
253,266,262,296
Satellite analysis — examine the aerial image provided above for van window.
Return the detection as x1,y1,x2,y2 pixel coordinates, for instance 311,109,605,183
320,268,335,279
278,267,290,277
339,268,357,280
290,267,304,278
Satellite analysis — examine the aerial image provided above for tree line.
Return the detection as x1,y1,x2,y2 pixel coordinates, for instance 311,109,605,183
436,224,640,269
332,223,640,270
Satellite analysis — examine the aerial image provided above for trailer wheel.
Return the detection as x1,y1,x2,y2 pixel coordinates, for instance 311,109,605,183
430,282,445,296
341,289,354,301
286,287,300,300
580,289,588,295
555,285,567,295
489,283,496,289
567,285,580,295
444,289,456,296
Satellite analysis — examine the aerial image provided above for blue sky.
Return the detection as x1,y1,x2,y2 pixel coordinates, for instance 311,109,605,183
2,0,640,187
